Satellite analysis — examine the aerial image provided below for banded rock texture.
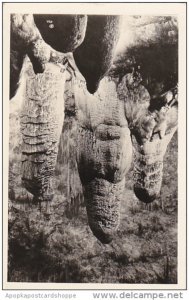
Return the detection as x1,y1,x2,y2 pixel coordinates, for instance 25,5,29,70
132,129,177,203
111,16,178,203
73,15,121,94
69,76,133,243
10,13,82,202
10,14,178,244
20,60,69,201
117,74,178,203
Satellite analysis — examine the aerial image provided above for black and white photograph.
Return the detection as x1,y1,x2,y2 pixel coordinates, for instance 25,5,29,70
2,2,186,290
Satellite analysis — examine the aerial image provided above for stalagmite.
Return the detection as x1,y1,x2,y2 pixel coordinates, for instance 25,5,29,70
33,14,88,53
73,15,121,94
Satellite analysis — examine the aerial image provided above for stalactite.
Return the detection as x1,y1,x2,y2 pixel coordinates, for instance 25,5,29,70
10,14,51,99
117,74,178,203
10,14,178,244
132,128,177,203
73,15,121,94
33,14,88,53
74,77,133,243
20,60,67,201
